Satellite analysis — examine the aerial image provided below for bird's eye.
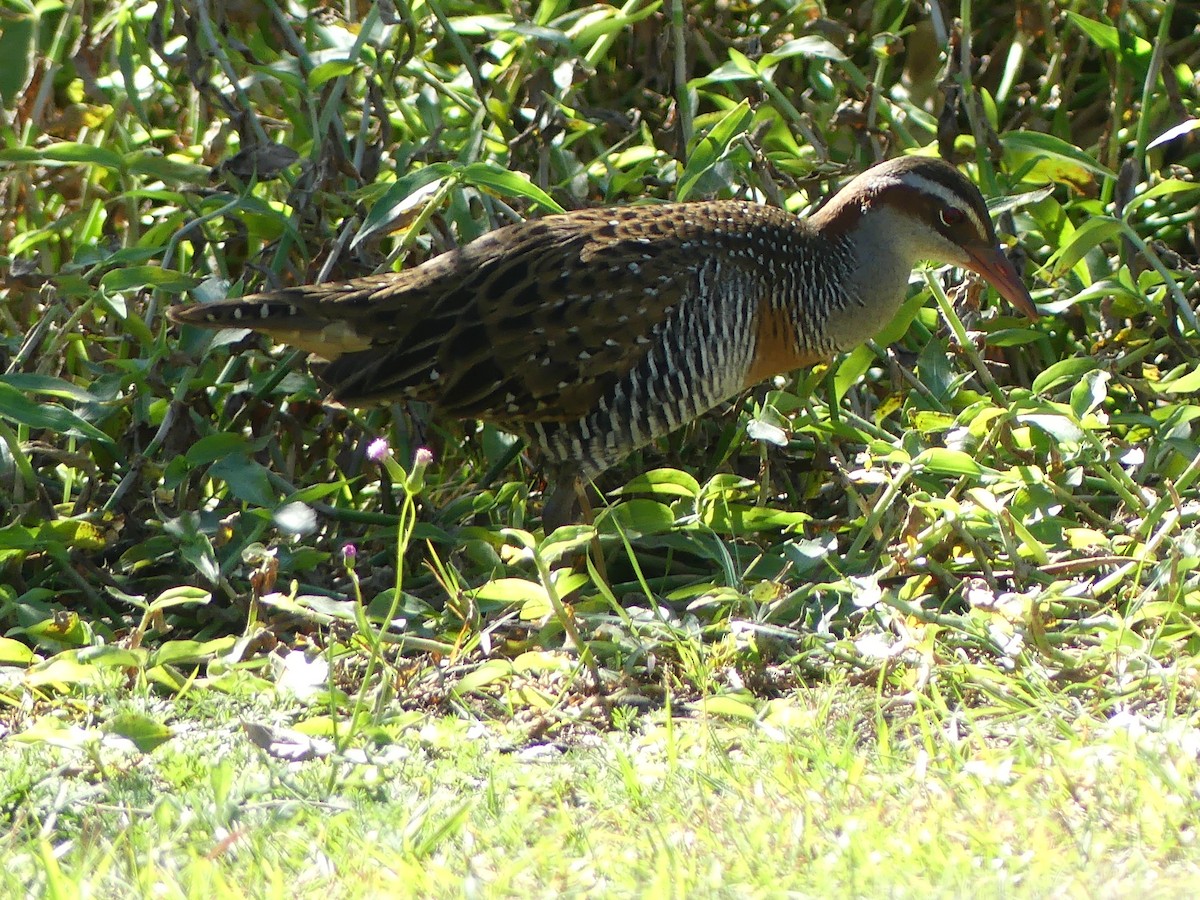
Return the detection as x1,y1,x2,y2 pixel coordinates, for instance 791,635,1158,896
938,207,966,227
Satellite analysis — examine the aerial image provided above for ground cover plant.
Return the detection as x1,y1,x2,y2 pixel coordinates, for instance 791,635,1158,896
2,0,1200,893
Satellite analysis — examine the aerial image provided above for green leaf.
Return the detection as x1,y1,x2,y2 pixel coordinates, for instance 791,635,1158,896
308,59,357,88
596,499,675,536
351,164,454,249
536,526,597,564
1123,177,1200,214
1032,358,1098,394
0,382,116,449
148,585,213,613
0,374,102,403
100,266,200,293
986,328,1047,347
726,47,760,77
913,448,988,478
105,713,174,752
834,344,876,400
21,647,148,686
76,645,148,668
516,574,589,620
779,537,836,575
125,151,210,184
471,577,549,606
14,613,92,651
700,474,757,499
568,1,661,46
1001,132,1114,189
678,100,753,201
8,718,94,749
39,518,107,551
0,516,106,555
1152,365,1200,395
1020,414,1086,444
694,694,757,720
209,456,277,508
0,141,124,171
1070,370,1110,418
700,504,812,533
447,14,520,36
459,162,565,213
691,58,758,85
185,432,257,466
874,287,933,347
149,637,238,667
0,523,37,553
1045,215,1123,279
1003,509,1051,566
1066,12,1152,66
163,516,221,584
910,411,957,435
455,659,514,694
0,637,34,666
0,12,33,106
612,468,701,499
513,650,577,674
761,35,847,65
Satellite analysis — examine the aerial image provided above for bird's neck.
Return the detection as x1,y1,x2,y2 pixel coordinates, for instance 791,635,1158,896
810,204,930,352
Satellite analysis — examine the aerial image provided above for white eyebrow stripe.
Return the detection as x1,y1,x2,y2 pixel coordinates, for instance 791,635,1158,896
890,172,989,235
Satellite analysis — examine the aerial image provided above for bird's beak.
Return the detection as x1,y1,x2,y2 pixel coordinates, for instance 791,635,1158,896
964,244,1039,321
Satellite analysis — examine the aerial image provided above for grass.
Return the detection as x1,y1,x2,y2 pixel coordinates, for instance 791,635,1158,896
2,0,1200,893
6,676,1200,896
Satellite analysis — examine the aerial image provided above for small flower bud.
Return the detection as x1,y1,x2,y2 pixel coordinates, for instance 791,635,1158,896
405,447,433,494
366,437,390,462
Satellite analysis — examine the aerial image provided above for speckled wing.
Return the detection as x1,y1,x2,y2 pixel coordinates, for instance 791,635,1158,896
169,200,802,422
306,203,767,421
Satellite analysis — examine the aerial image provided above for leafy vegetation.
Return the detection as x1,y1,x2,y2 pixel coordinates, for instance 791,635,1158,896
2,0,1199,893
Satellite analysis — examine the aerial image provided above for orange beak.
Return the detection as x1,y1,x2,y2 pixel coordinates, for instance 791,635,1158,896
964,244,1039,321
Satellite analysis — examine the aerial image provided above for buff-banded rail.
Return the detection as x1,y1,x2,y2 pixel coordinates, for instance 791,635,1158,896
169,155,1038,529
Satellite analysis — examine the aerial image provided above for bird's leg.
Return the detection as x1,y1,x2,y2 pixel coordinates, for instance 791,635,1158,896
541,472,611,584
569,478,613,585
542,472,583,533
575,478,594,526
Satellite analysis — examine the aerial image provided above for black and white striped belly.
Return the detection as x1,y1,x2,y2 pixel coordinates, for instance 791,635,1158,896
531,259,763,480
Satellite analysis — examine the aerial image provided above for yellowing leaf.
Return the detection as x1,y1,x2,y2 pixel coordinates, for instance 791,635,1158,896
695,695,758,720
0,637,34,665
1066,528,1111,550
454,660,514,694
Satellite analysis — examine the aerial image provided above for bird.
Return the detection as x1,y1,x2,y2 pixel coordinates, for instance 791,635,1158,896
168,155,1038,530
